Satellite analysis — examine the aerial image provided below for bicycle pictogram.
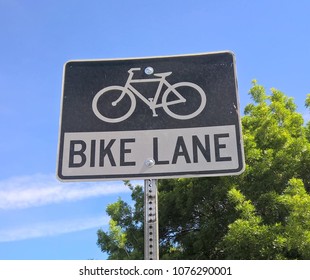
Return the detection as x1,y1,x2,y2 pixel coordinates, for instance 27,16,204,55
92,67,207,123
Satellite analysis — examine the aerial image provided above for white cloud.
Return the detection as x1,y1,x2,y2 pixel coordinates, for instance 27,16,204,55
0,215,109,242
0,173,133,210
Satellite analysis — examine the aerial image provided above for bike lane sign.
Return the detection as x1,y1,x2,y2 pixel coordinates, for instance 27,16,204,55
57,51,245,181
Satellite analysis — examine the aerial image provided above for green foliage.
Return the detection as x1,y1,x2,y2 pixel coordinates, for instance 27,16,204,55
221,178,310,259
97,182,144,259
158,177,237,259
97,82,310,259
306,94,310,108
218,83,310,259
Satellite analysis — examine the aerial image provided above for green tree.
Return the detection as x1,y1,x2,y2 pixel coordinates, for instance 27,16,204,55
97,181,144,259
97,81,310,259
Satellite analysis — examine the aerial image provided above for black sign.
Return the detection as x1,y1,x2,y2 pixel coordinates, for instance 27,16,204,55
57,51,244,181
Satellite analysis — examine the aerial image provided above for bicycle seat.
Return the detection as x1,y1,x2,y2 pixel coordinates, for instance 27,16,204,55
153,72,172,78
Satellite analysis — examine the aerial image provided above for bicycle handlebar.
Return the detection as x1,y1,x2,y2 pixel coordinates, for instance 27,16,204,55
128,68,141,73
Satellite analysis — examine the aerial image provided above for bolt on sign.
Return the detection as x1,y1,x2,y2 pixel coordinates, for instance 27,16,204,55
57,51,245,181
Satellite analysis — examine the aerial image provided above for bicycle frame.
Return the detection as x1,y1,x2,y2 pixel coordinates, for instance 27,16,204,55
114,68,186,116
92,67,206,123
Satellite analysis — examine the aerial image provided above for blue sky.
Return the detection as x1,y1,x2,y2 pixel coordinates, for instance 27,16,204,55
0,0,309,259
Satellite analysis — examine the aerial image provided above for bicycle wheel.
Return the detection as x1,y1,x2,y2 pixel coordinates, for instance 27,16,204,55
92,86,136,123
162,82,206,120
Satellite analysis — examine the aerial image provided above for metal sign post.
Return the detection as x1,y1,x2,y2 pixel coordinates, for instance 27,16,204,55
144,179,159,260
